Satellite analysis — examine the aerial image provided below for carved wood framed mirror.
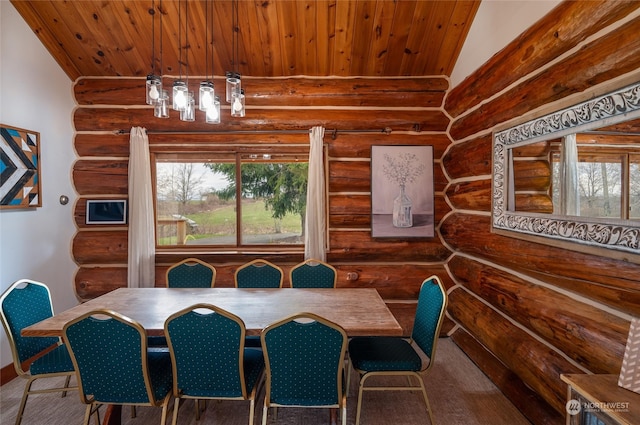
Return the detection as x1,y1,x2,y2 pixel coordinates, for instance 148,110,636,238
492,80,640,259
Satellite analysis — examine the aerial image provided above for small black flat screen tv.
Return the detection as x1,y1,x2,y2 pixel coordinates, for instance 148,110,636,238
86,200,127,224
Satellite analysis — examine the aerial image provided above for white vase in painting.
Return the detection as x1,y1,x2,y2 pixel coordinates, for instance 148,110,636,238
392,185,413,227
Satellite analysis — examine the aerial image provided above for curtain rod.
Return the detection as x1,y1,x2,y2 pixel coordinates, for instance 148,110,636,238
116,127,393,139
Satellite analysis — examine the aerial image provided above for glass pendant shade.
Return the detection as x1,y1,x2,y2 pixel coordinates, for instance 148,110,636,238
205,96,221,124
180,91,196,121
231,89,245,117
146,75,162,105
172,80,188,111
225,72,241,103
199,81,215,111
154,89,170,118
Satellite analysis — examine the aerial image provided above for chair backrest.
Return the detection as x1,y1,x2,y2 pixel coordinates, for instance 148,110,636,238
0,279,60,375
234,259,284,288
63,309,171,405
289,259,337,288
166,258,216,288
411,275,448,370
165,303,254,398
261,313,347,406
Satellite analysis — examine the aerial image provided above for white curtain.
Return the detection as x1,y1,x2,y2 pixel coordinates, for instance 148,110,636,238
127,127,155,288
507,149,515,211
305,126,326,261
560,133,580,216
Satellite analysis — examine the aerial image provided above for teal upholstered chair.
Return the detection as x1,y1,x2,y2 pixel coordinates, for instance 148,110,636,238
166,258,216,288
0,279,77,425
260,313,348,425
156,258,216,348
235,259,284,347
164,303,264,425
289,259,337,288
234,259,284,288
63,309,173,425
348,275,448,425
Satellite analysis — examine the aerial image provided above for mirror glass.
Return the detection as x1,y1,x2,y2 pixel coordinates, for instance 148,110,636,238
492,81,640,255
510,118,640,219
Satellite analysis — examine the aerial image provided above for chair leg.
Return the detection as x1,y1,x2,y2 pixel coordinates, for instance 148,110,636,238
14,377,36,425
172,397,181,425
261,405,268,425
160,406,169,425
194,398,201,420
83,404,91,425
83,403,99,425
355,374,368,425
417,377,435,425
248,399,255,425
62,375,72,398
160,394,171,425
355,371,435,425
345,357,351,395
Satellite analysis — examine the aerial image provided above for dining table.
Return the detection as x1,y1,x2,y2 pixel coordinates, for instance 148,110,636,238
22,287,403,425
23,287,403,337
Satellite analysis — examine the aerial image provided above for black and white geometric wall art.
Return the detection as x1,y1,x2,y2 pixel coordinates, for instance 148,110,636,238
1,124,41,208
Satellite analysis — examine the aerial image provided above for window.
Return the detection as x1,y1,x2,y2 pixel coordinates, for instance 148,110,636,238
551,148,640,220
153,147,319,250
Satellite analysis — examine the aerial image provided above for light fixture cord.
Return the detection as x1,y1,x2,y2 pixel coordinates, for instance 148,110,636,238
151,0,156,75
205,0,209,80
211,0,215,81
159,0,163,76
178,0,182,79
185,0,189,83
233,0,238,75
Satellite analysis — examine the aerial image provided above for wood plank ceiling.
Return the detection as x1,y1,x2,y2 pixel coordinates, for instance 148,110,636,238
10,0,481,81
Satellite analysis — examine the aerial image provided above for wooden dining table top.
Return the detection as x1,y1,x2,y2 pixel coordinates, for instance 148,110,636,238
23,287,403,337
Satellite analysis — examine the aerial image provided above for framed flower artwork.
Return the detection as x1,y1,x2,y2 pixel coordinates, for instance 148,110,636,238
371,145,434,238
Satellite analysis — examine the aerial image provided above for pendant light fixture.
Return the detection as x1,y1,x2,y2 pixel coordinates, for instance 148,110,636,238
199,81,214,111
172,0,188,112
154,89,170,118
145,0,162,105
225,71,241,104
199,0,213,112
147,0,227,123
231,88,245,117
226,0,245,117
200,0,220,123
205,95,221,123
153,0,169,118
179,0,195,122
181,91,196,121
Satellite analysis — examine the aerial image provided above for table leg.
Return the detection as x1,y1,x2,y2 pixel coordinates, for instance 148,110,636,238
102,405,122,425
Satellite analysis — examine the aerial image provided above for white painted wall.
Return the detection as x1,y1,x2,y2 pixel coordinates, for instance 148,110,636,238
0,2,79,368
450,0,561,89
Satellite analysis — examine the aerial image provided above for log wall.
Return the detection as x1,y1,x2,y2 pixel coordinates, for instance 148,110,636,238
68,3,640,424
71,76,454,336
443,1,640,424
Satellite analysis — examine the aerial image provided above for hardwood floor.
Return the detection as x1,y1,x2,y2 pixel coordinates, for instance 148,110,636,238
0,338,532,425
